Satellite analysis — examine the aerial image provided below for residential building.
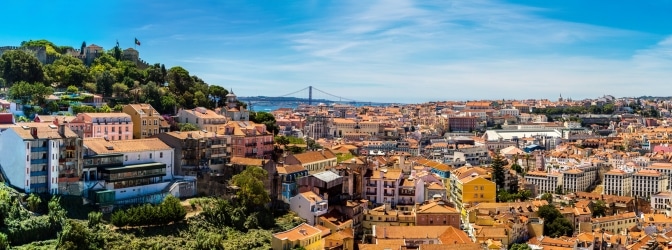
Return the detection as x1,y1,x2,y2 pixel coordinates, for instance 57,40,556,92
272,223,324,250
221,91,250,121
176,107,227,133
589,212,637,234
290,191,328,226
122,104,161,139
451,174,496,216
415,200,461,228
156,131,231,176
323,228,354,250
524,171,562,194
651,192,672,213
220,121,274,159
447,116,478,132
362,205,415,235
82,138,193,204
0,124,81,194
603,169,633,196
369,225,473,248
632,169,669,199
364,168,404,206
277,164,309,204
647,162,672,190
68,113,133,140
562,168,594,194
284,149,338,174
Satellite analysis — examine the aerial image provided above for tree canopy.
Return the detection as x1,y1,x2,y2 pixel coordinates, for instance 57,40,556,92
231,167,270,209
0,50,44,85
538,204,574,237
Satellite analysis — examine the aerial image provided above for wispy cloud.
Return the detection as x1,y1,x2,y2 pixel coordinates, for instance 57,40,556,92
171,0,672,103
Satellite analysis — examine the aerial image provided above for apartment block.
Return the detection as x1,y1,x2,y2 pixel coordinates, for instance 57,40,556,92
68,113,133,140
603,169,632,196
176,107,227,133
122,104,161,139
0,124,81,194
632,169,669,199
524,171,562,194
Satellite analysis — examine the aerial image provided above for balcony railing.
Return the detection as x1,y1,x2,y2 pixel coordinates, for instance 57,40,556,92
245,153,256,157
31,158,48,164
245,142,258,147
263,141,274,145
366,190,377,195
367,182,377,187
31,147,48,152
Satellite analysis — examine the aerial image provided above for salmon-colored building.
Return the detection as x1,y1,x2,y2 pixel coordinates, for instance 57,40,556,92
220,121,274,159
68,113,133,140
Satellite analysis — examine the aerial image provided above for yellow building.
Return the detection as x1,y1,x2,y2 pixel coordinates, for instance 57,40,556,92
272,223,324,250
454,175,496,218
123,104,161,139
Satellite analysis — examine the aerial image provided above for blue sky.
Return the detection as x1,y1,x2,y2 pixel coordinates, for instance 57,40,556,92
3,0,672,103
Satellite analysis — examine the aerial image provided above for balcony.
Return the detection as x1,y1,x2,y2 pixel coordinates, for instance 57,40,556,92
397,199,415,205
383,192,395,197
31,147,48,152
367,182,377,187
245,153,257,157
30,158,48,164
31,171,48,176
384,185,396,189
263,141,274,145
366,189,377,195
399,192,415,197
245,142,257,147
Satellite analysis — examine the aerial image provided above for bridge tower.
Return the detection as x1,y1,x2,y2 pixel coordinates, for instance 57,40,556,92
309,86,313,106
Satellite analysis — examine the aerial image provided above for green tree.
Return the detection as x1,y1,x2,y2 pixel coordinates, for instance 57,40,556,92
232,167,270,209
27,193,41,212
195,230,224,250
538,204,573,237
111,82,128,98
83,82,97,93
275,136,290,148
592,200,607,217
250,111,279,135
0,49,44,85
66,85,79,94
490,154,506,192
0,232,8,250
47,56,89,88
87,211,103,229
510,243,532,250
7,81,54,105
95,71,115,97
57,219,101,250
167,66,193,95
97,104,112,113
208,85,229,108
541,193,553,203
179,123,199,132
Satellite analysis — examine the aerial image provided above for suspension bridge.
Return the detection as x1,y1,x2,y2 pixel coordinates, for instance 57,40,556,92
238,86,375,111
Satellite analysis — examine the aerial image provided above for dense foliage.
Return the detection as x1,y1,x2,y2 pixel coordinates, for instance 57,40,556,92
537,204,574,237
110,195,186,227
0,187,67,246
0,40,233,115
496,189,532,202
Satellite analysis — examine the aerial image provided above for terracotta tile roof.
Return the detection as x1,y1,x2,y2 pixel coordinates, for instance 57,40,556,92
289,149,337,164
161,131,220,140
272,223,321,241
9,123,78,139
420,243,483,250
276,164,306,174
299,191,323,202
592,212,636,223
229,157,264,166
82,112,132,118
416,201,459,214
83,138,171,154
635,169,662,177
374,225,468,243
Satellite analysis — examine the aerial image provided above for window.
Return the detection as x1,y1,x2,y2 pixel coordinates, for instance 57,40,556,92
474,186,478,190
125,155,128,161
160,152,163,158
112,127,115,132
149,153,153,159
137,154,140,160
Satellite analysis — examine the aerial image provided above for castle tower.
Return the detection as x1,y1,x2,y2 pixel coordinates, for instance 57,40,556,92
226,90,237,109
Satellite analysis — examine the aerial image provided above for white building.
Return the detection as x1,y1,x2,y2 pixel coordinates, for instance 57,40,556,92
83,138,180,202
289,191,328,226
647,162,672,190
603,169,633,197
651,192,672,214
524,171,562,194
176,107,227,133
0,124,81,194
365,168,404,207
562,165,599,194
632,169,669,199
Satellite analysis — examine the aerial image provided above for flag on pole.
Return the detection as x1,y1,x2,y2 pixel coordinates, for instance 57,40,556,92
135,38,141,46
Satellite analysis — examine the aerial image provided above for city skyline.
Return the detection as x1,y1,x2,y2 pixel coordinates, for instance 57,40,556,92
2,0,672,103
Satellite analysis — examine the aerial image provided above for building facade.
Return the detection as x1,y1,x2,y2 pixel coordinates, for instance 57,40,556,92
68,113,133,140
221,121,274,159
122,104,161,139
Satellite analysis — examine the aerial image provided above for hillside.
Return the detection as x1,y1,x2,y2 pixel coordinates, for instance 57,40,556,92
0,39,232,116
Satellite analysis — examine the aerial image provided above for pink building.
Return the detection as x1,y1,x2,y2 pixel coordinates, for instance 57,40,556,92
68,113,133,140
221,121,274,159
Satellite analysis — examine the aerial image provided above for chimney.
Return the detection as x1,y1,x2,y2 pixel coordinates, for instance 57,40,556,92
30,127,37,138
58,124,65,136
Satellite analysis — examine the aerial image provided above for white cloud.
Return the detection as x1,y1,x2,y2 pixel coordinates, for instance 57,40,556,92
176,0,672,103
